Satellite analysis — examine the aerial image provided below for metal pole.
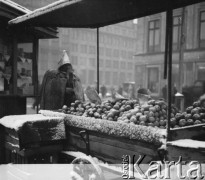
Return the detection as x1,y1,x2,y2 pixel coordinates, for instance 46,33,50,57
178,7,186,93
167,9,173,141
164,14,169,80
97,28,99,93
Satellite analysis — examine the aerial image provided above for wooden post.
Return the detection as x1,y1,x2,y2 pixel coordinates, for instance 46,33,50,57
97,28,99,93
166,9,173,141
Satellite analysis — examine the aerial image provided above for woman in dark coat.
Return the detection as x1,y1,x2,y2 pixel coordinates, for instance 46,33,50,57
40,51,84,110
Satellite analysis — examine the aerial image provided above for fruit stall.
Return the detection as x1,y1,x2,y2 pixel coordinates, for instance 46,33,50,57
0,0,205,176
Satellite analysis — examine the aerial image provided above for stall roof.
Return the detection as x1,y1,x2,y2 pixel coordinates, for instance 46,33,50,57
0,0,58,38
9,0,205,28
0,0,31,14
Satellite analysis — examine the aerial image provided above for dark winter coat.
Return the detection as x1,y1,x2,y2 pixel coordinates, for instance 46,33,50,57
40,70,84,110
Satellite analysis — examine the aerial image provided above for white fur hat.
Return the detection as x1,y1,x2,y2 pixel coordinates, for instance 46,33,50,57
58,50,71,68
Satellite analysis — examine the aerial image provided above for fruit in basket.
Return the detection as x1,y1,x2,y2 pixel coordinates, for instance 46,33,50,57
148,99,155,106
141,104,150,111
113,104,120,110
159,126,166,129
186,106,193,113
187,119,194,125
139,115,147,122
144,111,149,116
154,121,160,127
170,118,177,127
200,107,205,113
179,119,186,127
62,105,68,110
149,107,156,113
148,123,154,127
175,113,185,121
59,98,181,129
192,114,201,120
191,108,200,115
194,120,202,125
159,120,166,126
94,112,100,118
155,105,161,111
193,101,200,108
130,116,137,124
185,113,192,120
139,121,146,126
201,119,205,123
148,116,155,123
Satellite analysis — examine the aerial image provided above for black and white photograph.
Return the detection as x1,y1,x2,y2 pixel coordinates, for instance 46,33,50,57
0,0,205,179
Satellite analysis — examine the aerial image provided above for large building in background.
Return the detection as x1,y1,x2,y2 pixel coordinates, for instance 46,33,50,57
134,2,205,98
13,0,137,90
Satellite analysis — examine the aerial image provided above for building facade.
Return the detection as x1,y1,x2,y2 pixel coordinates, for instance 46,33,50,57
13,0,137,90
134,2,205,98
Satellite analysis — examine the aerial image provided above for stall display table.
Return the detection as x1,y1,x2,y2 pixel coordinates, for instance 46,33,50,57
0,114,65,164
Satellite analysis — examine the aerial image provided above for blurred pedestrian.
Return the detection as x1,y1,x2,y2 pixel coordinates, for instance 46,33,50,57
100,84,107,98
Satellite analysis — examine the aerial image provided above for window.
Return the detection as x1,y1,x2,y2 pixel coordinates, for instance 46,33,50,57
88,70,95,84
70,56,78,65
105,71,111,85
80,44,87,53
147,67,159,94
105,48,112,57
173,15,182,51
127,62,133,70
79,57,87,66
80,69,87,84
99,58,104,67
89,58,96,67
99,71,104,84
127,73,132,81
148,20,160,52
99,47,104,56
105,60,111,68
89,46,96,54
113,61,119,69
70,43,78,52
119,72,126,84
199,11,205,48
120,61,126,69
113,72,118,85
113,49,119,58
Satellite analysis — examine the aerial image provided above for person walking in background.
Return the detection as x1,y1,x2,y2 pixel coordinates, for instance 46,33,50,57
118,85,123,95
100,84,107,98
39,50,84,110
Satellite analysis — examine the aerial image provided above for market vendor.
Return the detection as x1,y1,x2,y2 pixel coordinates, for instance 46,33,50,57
39,50,84,110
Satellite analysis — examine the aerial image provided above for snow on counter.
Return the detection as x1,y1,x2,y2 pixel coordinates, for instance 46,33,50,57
0,114,63,130
167,139,205,149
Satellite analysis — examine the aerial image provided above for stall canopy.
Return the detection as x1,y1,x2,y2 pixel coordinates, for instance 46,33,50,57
0,0,57,38
9,0,205,28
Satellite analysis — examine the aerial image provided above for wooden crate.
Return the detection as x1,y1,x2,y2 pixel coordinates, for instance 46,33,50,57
66,126,162,164
170,124,205,141
0,114,66,164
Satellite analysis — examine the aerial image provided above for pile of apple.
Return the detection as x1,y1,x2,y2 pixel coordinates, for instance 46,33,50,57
62,99,137,120
171,101,205,128
116,99,178,129
60,99,178,129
